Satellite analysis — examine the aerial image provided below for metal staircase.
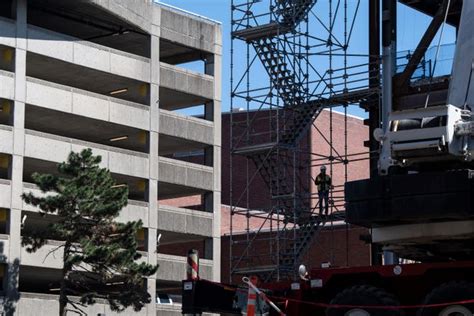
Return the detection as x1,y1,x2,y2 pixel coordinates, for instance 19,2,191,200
252,38,305,107
279,215,323,270
231,0,331,281
275,0,317,27
250,150,306,213
230,0,373,281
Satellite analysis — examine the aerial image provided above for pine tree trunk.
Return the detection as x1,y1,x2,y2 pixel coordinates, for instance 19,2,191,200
59,271,68,316
59,242,72,316
59,294,67,316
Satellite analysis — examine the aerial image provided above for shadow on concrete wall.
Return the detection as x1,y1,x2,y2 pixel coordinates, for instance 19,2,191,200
0,241,20,316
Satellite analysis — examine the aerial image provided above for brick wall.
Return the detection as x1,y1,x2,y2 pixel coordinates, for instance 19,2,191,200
222,111,274,210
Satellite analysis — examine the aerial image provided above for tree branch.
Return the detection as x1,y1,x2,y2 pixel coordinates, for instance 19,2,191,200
43,243,65,263
65,300,87,316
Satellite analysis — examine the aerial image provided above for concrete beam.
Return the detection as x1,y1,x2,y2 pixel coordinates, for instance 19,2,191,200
21,240,64,269
0,180,11,209
159,6,218,54
119,200,150,227
27,24,151,82
157,204,213,238
158,157,213,192
155,304,184,316
0,125,13,154
16,292,148,316
23,130,150,179
90,0,153,34
17,293,60,316
0,71,14,100
159,109,214,146
21,240,149,271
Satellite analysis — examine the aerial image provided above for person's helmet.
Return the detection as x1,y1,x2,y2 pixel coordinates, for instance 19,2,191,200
320,165,327,171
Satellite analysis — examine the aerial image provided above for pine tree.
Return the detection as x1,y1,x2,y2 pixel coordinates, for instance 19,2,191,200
22,149,158,315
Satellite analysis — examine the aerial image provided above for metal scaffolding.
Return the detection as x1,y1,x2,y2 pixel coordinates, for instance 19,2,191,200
229,0,380,282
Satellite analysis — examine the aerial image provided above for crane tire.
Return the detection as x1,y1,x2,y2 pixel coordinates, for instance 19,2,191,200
418,281,474,316
326,285,401,316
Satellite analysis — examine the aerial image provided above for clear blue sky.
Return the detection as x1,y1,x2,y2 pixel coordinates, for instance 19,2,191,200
156,0,456,118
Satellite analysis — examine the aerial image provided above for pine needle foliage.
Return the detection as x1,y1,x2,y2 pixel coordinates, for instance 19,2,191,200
22,149,158,315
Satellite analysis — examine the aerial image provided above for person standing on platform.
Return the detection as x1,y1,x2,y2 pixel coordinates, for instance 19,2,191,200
315,165,332,216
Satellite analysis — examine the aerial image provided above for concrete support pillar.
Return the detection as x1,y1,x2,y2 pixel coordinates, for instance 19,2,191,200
148,132,159,290
148,181,158,242
147,21,161,315
146,278,156,311
7,0,27,309
9,155,23,221
211,192,221,281
210,24,223,283
147,227,157,264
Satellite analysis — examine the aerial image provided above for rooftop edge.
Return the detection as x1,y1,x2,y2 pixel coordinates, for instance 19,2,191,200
155,1,222,25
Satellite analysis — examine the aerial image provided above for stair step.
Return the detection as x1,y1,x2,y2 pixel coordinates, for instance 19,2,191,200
232,22,290,41
234,142,277,155
271,193,295,200
232,265,278,275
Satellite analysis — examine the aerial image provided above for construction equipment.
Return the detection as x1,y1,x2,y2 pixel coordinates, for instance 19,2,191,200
182,0,474,315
